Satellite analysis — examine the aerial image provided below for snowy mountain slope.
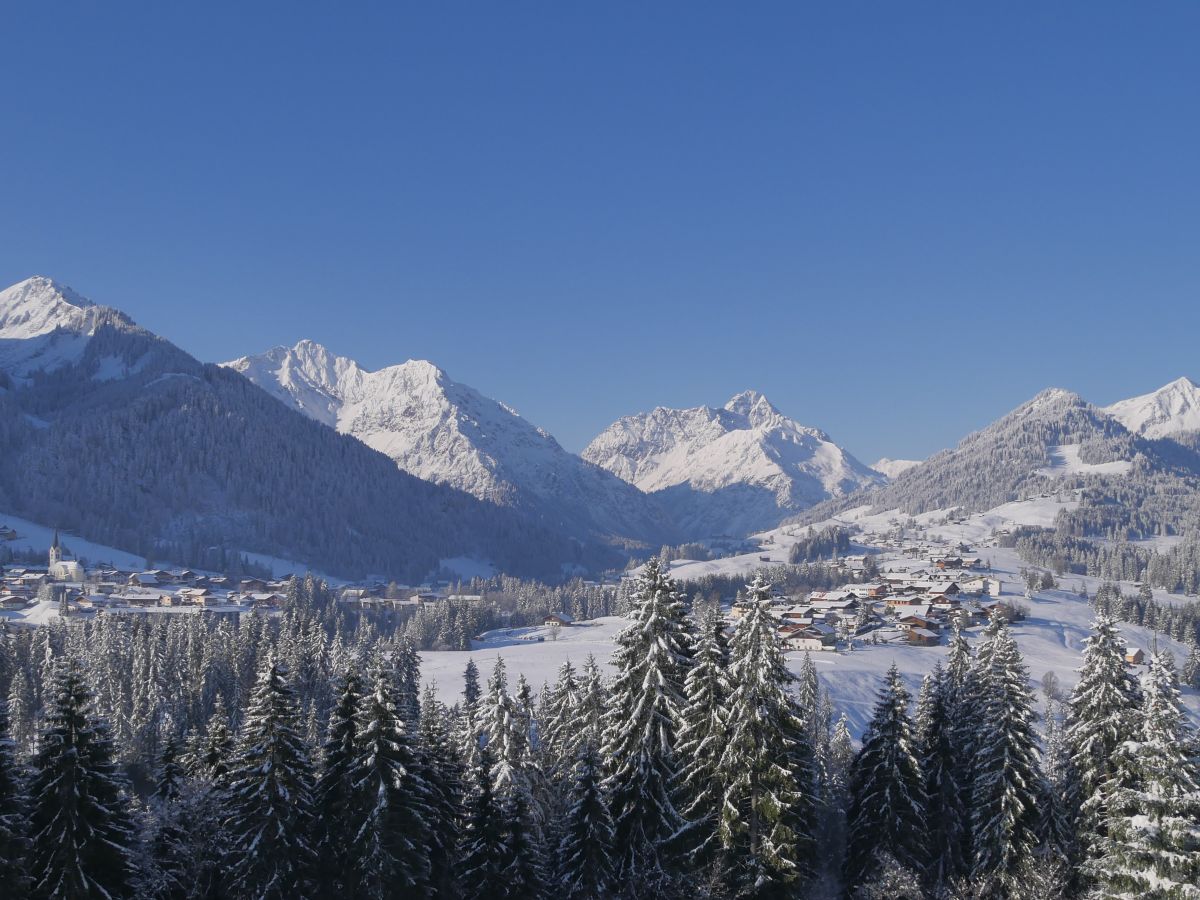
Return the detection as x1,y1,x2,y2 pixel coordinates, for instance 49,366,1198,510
0,276,143,379
0,276,589,580
1104,376,1200,439
225,341,676,546
871,457,922,480
582,391,883,538
796,387,1189,528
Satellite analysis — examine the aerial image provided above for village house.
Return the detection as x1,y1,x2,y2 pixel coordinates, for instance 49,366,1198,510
544,612,574,627
782,622,838,652
1125,647,1145,665
907,627,940,647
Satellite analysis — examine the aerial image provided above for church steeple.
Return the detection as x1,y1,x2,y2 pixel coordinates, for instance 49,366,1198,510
49,529,61,567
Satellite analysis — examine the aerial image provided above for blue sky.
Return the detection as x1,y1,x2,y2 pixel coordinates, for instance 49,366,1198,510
3,3,1199,462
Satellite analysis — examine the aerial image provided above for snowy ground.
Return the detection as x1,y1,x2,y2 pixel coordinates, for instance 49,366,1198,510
420,496,1200,739
0,512,147,570
420,616,627,702
1037,444,1132,479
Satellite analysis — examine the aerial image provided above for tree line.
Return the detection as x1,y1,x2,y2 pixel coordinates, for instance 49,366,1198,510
0,561,1196,898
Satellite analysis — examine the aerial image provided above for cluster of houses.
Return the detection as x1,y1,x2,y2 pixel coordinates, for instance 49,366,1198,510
0,531,293,622
732,546,1014,652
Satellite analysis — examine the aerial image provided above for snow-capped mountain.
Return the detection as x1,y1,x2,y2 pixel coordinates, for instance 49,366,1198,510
871,457,922,480
0,276,142,379
225,341,675,546
1104,376,1200,439
581,391,883,538
0,277,588,580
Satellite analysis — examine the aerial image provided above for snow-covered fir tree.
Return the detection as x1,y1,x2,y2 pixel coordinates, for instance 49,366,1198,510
221,656,316,899
1065,614,1143,860
27,656,139,900
0,698,30,898
671,604,731,869
844,664,927,891
346,654,431,896
1088,647,1200,897
970,619,1045,891
714,574,815,895
312,667,363,895
458,743,507,900
556,743,616,900
601,557,692,894
914,662,967,889
419,683,463,897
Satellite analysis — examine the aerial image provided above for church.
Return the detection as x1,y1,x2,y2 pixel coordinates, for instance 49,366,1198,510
48,530,85,582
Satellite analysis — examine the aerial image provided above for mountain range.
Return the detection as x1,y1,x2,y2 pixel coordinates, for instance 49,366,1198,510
224,341,675,546
5,274,1200,578
0,277,586,581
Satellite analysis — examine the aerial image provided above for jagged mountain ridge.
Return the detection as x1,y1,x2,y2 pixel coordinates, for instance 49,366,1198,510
582,391,883,538
1104,376,1200,439
224,341,676,546
0,277,589,580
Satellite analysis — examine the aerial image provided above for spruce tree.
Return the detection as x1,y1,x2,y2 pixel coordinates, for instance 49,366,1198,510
970,620,1045,889
1089,648,1200,897
601,557,691,893
844,664,926,891
312,667,363,895
347,655,431,896
715,574,814,895
556,744,616,900
458,744,507,900
419,684,463,898
671,604,731,868
914,662,967,888
146,735,193,900
0,699,30,898
28,656,139,900
1065,615,1142,858
222,656,316,899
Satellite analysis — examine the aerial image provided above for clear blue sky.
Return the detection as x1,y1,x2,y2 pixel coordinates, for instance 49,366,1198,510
3,3,1199,462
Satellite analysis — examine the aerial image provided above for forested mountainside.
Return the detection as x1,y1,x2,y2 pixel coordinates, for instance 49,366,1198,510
798,388,1186,523
0,278,588,580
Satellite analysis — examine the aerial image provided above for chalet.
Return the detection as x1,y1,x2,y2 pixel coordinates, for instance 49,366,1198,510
129,572,162,587
907,627,940,647
1125,647,1145,665
544,612,574,627
959,576,1002,597
783,623,838,652
778,605,813,623
0,595,28,610
176,587,211,604
249,592,286,609
240,578,269,593
897,613,939,632
0,525,17,541
927,582,960,598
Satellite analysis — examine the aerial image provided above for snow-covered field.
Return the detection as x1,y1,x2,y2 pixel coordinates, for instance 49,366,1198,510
421,616,628,702
1037,444,1132,478
0,513,146,570
421,496,1200,739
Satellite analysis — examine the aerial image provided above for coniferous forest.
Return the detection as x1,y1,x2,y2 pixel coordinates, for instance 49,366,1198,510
0,563,1196,900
